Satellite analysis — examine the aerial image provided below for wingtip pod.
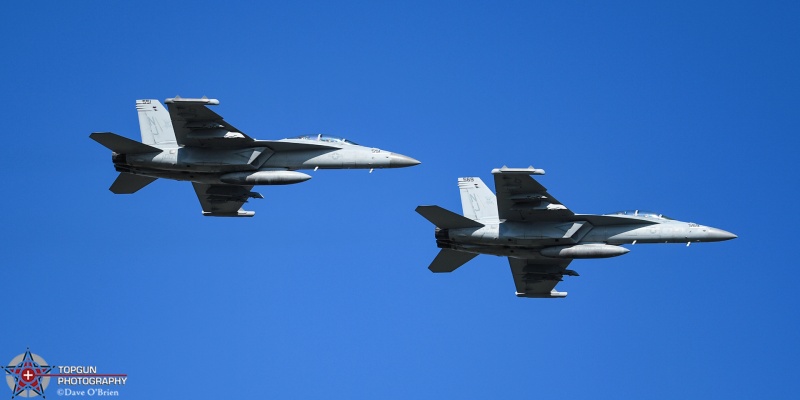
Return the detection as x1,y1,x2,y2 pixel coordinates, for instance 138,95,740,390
516,290,568,298
164,97,220,105
492,166,545,175
202,210,255,217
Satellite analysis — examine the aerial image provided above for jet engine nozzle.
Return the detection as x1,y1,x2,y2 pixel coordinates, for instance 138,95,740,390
540,244,629,259
220,171,312,185
435,228,453,248
111,152,128,165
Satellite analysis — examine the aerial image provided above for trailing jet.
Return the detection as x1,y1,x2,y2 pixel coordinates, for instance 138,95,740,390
416,166,736,298
91,97,420,217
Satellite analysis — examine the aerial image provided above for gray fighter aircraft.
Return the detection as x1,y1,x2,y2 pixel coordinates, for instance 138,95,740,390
416,166,736,298
91,97,420,217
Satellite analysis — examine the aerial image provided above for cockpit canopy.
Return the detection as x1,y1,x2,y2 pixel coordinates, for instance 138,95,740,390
606,210,673,220
289,134,359,146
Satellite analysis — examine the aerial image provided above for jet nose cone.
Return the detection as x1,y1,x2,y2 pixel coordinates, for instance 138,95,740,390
709,228,737,241
389,153,421,168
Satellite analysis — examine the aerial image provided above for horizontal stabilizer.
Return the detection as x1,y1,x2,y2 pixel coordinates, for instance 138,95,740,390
428,249,478,273
109,173,157,194
415,205,484,229
90,132,161,154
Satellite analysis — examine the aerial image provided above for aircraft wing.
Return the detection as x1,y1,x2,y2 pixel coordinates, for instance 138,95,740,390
191,183,259,217
165,98,254,147
508,257,575,298
492,167,574,222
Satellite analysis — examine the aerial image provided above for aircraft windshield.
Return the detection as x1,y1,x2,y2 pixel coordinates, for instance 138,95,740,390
290,134,359,145
606,210,673,220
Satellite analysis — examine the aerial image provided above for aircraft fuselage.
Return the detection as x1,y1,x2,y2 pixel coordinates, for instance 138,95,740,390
436,215,736,259
111,139,418,184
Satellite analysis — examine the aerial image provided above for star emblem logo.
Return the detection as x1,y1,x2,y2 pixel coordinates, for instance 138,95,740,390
3,349,52,399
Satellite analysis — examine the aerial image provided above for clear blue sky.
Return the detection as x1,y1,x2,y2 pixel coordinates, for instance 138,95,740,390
1,1,797,398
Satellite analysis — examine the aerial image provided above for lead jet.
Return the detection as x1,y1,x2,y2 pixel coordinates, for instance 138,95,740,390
91,97,420,217
416,166,736,298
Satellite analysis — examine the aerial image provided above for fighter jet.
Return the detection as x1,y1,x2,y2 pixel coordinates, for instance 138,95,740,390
416,166,736,298
91,97,420,217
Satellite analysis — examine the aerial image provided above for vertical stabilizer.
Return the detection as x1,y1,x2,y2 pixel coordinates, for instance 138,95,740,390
136,99,177,145
459,177,499,222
